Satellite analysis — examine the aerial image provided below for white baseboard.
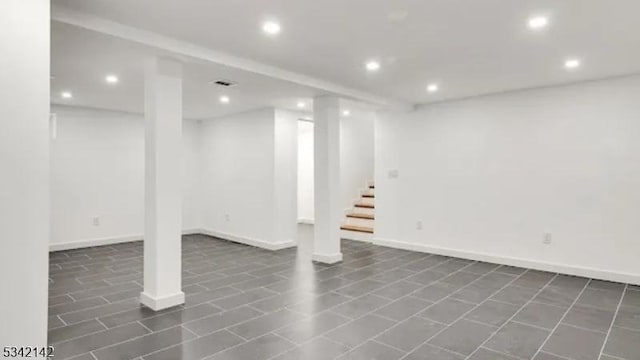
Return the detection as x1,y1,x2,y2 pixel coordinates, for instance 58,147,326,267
341,229,374,243
312,252,343,264
199,228,296,251
373,237,640,286
297,218,314,225
50,234,143,252
140,291,185,311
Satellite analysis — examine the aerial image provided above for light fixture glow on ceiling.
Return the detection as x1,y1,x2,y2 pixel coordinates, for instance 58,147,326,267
61,91,73,99
219,95,230,104
105,75,119,84
528,16,549,30
427,83,439,93
297,102,306,109
365,61,381,72
262,21,281,35
342,110,351,116
564,58,581,70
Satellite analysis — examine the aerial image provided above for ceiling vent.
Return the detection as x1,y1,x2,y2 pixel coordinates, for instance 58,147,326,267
209,79,237,87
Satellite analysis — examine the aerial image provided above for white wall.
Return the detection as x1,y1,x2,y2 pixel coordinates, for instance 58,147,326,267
297,121,314,222
50,106,201,249
340,109,375,212
0,0,50,346
199,108,297,249
376,75,640,284
274,110,299,244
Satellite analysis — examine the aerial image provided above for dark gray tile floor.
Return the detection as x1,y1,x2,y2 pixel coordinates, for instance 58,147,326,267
48,225,640,360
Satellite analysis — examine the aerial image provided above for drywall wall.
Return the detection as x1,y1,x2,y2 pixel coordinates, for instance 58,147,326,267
376,75,640,284
49,106,201,249
0,0,50,345
297,120,314,222
199,108,297,249
340,109,375,212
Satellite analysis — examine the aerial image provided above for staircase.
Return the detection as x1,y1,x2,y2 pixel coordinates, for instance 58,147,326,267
341,181,375,241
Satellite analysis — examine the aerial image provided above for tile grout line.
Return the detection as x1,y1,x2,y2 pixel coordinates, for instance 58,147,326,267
464,273,561,359
597,283,628,360
530,278,594,360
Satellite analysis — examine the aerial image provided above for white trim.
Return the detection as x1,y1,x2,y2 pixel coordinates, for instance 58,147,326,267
49,234,142,252
140,291,185,311
198,228,296,251
297,218,314,225
51,5,413,112
341,229,374,243
312,252,343,264
373,237,640,286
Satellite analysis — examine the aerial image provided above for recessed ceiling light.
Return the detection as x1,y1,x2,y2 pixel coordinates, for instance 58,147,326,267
219,95,230,104
61,91,73,99
528,16,549,30
365,61,381,72
427,83,439,93
564,58,581,70
342,110,351,116
105,75,119,84
297,101,306,109
262,21,281,35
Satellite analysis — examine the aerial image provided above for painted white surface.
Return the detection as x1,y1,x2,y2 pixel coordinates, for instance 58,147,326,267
376,75,640,284
297,121,315,223
0,0,50,346
274,110,299,246
142,58,185,309
313,97,343,263
340,109,375,213
50,106,201,248
199,108,296,248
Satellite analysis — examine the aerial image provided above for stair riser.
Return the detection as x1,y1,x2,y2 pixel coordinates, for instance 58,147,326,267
341,230,374,242
359,197,375,206
345,217,375,227
351,207,375,215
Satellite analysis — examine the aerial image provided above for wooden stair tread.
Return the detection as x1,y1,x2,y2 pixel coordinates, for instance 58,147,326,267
347,213,374,220
362,194,374,198
341,225,374,234
354,203,374,209
369,185,375,189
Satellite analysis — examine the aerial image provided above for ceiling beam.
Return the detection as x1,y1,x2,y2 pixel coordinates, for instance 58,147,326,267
51,5,415,112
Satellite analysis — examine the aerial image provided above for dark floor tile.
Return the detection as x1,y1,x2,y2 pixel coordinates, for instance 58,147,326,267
370,268,415,283
325,314,397,348
533,352,566,360
374,296,433,321
338,340,404,360
99,305,180,328
622,288,640,308
542,324,606,360
287,292,352,315
603,326,640,360
183,306,263,336
428,319,496,356
495,265,528,275
469,348,519,360
404,343,464,360
60,299,141,325
233,274,287,291
548,275,589,290
372,281,423,300
474,273,517,290
49,294,75,306
441,272,482,286
451,284,500,304
484,321,549,359
140,303,222,332
48,319,106,345
513,302,566,329
334,279,387,298
208,333,295,360
103,287,144,303
143,329,245,360
94,326,196,360
406,270,447,285
251,289,315,313
465,300,520,327
197,273,256,291
464,262,501,275
491,285,539,306
49,296,109,316
271,336,351,360
576,288,623,311
614,305,640,331
420,298,476,324
376,316,444,351
53,322,150,359
562,304,615,332
211,287,278,310
512,271,555,289
68,282,141,301
587,279,625,292
331,294,391,319
432,259,474,274
227,308,305,340
413,282,462,302
275,311,350,344
534,285,582,308
184,286,241,307
48,315,65,330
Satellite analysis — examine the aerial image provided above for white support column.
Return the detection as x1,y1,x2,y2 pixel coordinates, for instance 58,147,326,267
312,96,343,263
140,57,185,310
0,0,50,346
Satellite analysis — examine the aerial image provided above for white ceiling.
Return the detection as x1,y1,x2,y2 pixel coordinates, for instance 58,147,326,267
51,22,324,119
52,0,640,111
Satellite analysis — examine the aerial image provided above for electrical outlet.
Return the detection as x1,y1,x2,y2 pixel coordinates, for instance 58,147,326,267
416,220,423,230
92,216,100,226
543,233,552,245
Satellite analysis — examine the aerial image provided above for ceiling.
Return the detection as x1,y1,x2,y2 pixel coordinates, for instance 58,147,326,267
53,0,640,110
51,22,324,119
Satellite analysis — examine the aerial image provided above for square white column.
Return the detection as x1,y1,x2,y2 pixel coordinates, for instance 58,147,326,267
140,57,185,310
0,0,50,345
312,96,343,263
